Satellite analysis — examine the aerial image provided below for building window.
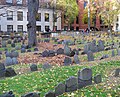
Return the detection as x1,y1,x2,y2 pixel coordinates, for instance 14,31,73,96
36,13,41,21
36,26,41,31
17,0,22,5
7,11,13,20
6,0,12,4
45,13,49,22
17,25,23,32
45,26,49,32
7,25,13,32
17,11,23,21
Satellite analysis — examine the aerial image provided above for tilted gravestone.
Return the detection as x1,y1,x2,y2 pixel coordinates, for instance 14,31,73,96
5,67,17,77
0,63,5,78
45,91,56,97
74,54,80,64
49,50,55,57
78,68,92,89
64,45,71,56
87,51,94,61
34,48,39,52
56,48,64,55
64,57,72,66
21,48,26,53
55,83,65,96
114,68,120,77
65,76,78,92
42,63,52,70
30,64,38,71
0,91,15,97
21,92,40,97
94,74,102,84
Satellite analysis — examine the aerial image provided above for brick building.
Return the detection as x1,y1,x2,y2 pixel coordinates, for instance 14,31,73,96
61,0,101,31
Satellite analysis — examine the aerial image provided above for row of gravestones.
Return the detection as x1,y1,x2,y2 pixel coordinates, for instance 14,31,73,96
41,45,79,57
84,40,105,54
1,65,119,97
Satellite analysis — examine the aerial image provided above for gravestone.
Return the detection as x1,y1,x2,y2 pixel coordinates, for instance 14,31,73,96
0,91,15,97
21,48,26,53
94,74,102,84
2,41,6,47
15,45,20,50
65,76,78,92
98,40,104,51
42,63,52,70
34,48,39,51
11,43,15,47
64,57,72,66
117,49,120,56
0,63,5,77
74,54,80,64
45,91,56,97
11,51,19,58
56,48,64,55
84,43,90,54
100,54,109,60
6,52,12,58
55,83,65,96
64,45,71,56
30,64,38,71
114,68,120,77
5,57,13,66
5,67,17,77
112,50,115,57
87,51,94,61
7,40,12,44
27,49,31,52
21,92,40,97
78,68,92,89
72,49,79,55
49,50,55,57
12,57,18,65
41,50,49,57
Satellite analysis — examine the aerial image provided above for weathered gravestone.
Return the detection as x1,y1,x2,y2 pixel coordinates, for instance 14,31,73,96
98,40,104,51
5,57,13,66
0,91,15,97
0,63,5,78
34,48,39,52
30,64,38,71
112,50,115,57
42,63,52,70
65,76,78,92
15,45,20,50
84,43,90,54
56,48,64,55
5,67,17,77
11,51,19,58
72,49,79,55
78,68,92,89
117,49,120,56
74,54,80,64
55,83,65,96
87,51,94,61
41,50,49,57
12,57,18,65
64,57,72,66
11,43,15,47
27,49,32,52
114,68,120,77
45,91,56,97
7,40,11,44
64,45,71,56
21,48,26,53
49,50,55,57
100,54,109,60
21,92,40,97
94,74,102,84
1,41,6,47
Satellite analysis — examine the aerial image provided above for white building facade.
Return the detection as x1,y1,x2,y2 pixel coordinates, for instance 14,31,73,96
0,2,61,32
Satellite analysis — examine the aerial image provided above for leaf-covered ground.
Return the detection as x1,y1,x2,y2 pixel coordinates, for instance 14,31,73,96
0,61,120,97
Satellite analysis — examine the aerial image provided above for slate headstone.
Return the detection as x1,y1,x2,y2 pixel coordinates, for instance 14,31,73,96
49,50,55,57
74,54,80,64
12,57,18,65
5,67,17,77
45,91,56,97
21,48,26,53
98,40,104,51
64,57,72,66
0,63,5,78
56,48,64,55
64,45,71,56
65,76,78,92
42,63,52,70
78,68,92,89
30,64,38,71
112,50,115,57
5,57,13,66
117,49,120,56
34,48,39,52
114,68,120,77
11,43,15,47
94,74,102,84
21,92,40,97
2,41,6,47
0,91,15,97
41,50,49,57
87,51,94,61
55,83,65,96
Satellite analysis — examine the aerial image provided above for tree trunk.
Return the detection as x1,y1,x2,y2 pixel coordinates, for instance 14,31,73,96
27,0,39,47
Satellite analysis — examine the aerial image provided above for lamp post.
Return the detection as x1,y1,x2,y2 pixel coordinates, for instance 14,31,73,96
88,0,90,32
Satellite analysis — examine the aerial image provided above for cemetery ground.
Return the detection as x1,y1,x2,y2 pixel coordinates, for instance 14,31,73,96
0,31,120,96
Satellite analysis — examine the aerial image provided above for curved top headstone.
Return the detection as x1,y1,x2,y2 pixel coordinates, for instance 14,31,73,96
78,68,92,80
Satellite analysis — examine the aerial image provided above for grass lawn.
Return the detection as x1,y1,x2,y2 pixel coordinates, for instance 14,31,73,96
0,61,120,97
